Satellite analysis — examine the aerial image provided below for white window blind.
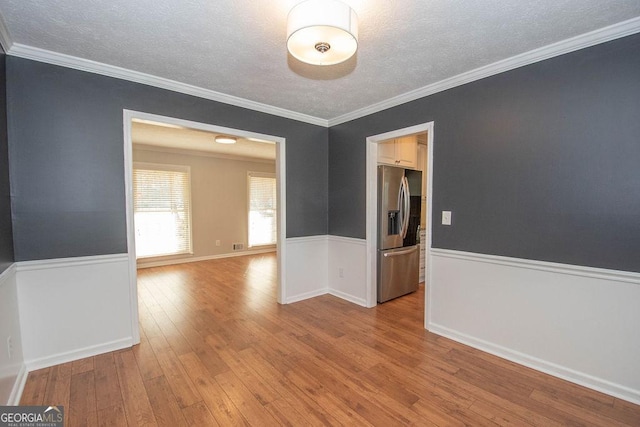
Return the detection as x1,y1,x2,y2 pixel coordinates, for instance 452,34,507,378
248,172,277,247
133,163,192,258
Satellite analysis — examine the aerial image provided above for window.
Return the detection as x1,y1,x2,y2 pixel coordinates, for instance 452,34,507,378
133,163,192,258
248,172,277,247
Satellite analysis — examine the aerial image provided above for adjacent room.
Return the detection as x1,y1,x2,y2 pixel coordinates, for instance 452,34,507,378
130,118,278,268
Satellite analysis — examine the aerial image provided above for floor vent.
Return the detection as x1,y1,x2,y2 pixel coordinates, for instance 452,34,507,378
232,243,245,251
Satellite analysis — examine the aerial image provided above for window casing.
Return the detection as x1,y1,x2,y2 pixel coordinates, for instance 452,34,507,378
248,172,277,247
133,162,192,258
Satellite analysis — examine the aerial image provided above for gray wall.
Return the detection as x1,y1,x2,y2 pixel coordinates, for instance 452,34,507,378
6,34,640,272
329,33,640,273
0,53,14,273
7,57,328,261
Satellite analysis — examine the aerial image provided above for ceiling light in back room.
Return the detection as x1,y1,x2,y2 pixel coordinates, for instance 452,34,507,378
287,0,359,66
215,135,237,144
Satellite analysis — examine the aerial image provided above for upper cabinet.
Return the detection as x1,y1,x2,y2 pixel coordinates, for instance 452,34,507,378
378,136,418,169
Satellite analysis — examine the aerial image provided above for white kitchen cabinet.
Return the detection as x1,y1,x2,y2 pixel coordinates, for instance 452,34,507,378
378,136,418,169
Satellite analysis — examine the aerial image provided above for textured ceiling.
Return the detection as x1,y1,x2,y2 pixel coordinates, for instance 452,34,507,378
132,121,276,161
1,1,639,121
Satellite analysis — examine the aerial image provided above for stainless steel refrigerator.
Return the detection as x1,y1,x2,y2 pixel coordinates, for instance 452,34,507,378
377,165,422,303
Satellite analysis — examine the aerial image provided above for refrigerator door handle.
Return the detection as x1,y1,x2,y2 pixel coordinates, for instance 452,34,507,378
382,246,418,257
405,176,411,235
398,178,404,209
401,176,410,238
397,176,405,235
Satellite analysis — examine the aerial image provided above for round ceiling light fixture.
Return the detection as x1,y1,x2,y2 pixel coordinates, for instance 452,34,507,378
215,135,237,144
287,0,358,66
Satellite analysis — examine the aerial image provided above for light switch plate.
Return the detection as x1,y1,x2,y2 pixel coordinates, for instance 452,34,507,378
442,211,452,226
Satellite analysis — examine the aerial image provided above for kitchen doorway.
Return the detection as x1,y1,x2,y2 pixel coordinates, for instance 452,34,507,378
365,122,434,329
123,110,287,344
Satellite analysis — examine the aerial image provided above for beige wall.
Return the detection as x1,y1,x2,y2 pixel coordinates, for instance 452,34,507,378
133,147,276,265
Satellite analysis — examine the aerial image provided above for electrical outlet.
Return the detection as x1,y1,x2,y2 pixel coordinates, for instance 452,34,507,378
215,240,221,247
7,336,12,360
339,268,344,278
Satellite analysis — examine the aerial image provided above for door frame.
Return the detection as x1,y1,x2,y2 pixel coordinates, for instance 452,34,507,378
365,121,434,328
123,110,287,344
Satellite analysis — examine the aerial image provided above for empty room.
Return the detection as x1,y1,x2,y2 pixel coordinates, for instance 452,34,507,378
0,1,639,425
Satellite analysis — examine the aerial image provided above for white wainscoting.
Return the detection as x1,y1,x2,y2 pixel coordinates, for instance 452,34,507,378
327,236,367,306
12,239,637,405
0,264,27,405
429,248,640,404
284,236,329,303
284,236,368,306
16,254,134,371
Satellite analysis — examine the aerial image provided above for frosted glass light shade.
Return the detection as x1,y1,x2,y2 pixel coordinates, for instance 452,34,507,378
287,0,358,66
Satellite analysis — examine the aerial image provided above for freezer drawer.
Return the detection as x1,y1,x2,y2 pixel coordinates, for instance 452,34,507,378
377,245,419,303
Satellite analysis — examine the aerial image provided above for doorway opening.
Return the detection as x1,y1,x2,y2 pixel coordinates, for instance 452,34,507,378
123,110,287,344
365,122,434,329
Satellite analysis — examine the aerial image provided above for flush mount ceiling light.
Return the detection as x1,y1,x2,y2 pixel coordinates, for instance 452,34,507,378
215,135,237,144
287,0,358,66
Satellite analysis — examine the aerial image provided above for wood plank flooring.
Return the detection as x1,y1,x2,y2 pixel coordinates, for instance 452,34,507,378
20,253,640,426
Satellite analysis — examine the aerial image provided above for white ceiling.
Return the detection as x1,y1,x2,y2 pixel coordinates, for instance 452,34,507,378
1,1,639,124
132,120,276,161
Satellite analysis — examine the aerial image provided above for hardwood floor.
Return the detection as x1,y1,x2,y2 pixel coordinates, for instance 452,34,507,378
21,253,640,426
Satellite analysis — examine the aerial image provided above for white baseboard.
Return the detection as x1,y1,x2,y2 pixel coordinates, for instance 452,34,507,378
430,323,640,405
429,248,640,405
7,364,27,406
25,337,133,372
285,288,329,304
328,289,367,307
137,247,276,269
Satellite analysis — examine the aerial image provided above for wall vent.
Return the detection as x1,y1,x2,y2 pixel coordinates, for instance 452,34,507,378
232,243,245,251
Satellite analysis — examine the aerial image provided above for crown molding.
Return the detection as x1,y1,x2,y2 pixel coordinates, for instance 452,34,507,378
327,16,640,126
6,43,329,128
0,11,13,53
4,15,640,129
